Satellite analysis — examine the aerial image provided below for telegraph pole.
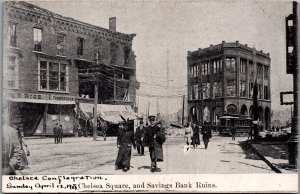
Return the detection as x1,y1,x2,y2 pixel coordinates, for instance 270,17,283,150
182,95,185,126
93,80,98,141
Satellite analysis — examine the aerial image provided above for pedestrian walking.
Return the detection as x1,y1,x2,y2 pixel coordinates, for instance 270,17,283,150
271,125,275,132
143,115,165,173
53,123,60,144
135,120,145,156
201,121,212,149
2,125,22,175
115,120,136,172
59,125,63,143
15,126,30,174
276,126,280,132
184,123,193,150
191,122,200,149
230,126,236,141
100,118,108,141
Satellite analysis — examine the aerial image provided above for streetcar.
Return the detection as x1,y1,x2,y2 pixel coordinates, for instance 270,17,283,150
217,114,252,136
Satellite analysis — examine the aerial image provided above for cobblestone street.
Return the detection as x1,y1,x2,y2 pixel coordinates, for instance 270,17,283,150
21,135,274,175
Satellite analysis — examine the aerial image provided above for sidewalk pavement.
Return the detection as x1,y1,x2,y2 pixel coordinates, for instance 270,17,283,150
247,141,297,173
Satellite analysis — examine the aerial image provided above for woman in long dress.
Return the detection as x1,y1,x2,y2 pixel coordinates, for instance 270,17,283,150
191,123,200,149
184,123,193,151
115,121,136,172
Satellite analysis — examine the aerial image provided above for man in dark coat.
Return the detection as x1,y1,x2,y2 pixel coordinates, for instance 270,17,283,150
135,120,145,156
53,123,60,144
191,122,200,148
201,121,212,149
2,125,22,175
143,116,165,173
115,121,136,172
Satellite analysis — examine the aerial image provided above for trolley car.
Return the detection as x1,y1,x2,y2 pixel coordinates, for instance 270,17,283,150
218,114,252,136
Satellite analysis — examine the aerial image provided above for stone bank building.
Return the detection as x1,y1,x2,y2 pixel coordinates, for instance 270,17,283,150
3,1,138,136
187,41,271,130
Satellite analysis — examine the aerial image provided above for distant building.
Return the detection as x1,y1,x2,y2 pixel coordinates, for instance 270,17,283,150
3,1,138,136
187,41,271,130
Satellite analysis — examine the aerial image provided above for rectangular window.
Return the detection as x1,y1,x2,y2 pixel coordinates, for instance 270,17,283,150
258,84,262,99
257,64,262,78
226,58,236,72
57,33,65,55
9,24,17,47
249,60,254,75
33,28,42,51
213,81,222,98
240,59,247,74
264,85,269,100
240,81,246,97
77,37,84,56
264,67,269,79
226,80,236,96
213,59,222,74
39,60,68,92
7,56,18,89
202,82,210,99
249,82,254,97
201,62,210,76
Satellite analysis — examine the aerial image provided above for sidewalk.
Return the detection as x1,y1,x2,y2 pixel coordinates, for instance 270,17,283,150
247,141,297,173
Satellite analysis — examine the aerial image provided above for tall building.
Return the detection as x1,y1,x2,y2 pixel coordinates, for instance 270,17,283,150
187,41,271,130
3,1,138,136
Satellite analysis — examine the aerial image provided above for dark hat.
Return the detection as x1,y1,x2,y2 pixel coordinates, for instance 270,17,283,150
140,120,144,124
148,115,156,121
157,121,162,125
120,120,127,125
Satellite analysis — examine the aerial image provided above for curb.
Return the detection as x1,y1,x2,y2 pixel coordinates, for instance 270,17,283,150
245,141,282,173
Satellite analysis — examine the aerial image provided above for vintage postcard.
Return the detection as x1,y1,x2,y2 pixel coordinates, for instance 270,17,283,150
1,0,299,193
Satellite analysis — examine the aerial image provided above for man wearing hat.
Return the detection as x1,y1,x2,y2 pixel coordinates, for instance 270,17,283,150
135,119,145,156
143,115,165,172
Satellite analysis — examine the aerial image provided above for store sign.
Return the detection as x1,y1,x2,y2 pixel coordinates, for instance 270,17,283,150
8,92,46,100
51,94,75,102
8,92,75,104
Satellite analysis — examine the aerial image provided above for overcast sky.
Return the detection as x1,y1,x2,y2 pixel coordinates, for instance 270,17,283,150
29,0,294,116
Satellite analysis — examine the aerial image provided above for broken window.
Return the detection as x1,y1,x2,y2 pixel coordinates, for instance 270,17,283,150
33,28,42,51
57,33,65,55
77,37,84,56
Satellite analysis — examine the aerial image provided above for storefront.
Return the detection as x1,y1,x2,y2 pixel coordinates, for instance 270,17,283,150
7,91,76,136
78,103,137,135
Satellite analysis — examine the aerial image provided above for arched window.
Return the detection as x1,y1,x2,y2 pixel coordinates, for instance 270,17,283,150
226,104,237,114
240,105,248,115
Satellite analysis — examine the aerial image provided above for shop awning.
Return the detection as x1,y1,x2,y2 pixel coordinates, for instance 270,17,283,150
79,103,137,124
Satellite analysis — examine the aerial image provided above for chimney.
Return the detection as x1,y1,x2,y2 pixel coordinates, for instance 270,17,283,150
109,17,116,32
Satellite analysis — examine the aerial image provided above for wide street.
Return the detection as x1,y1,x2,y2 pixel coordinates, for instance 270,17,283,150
21,135,274,175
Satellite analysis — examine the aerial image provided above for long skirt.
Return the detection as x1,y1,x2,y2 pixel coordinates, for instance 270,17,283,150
115,146,132,169
192,134,200,145
153,140,163,162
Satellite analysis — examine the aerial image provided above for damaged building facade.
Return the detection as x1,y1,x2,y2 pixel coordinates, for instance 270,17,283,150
3,1,138,136
187,41,271,130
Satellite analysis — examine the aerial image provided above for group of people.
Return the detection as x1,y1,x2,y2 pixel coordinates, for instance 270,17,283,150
115,115,165,173
2,125,30,175
271,125,284,132
185,121,212,150
53,123,64,144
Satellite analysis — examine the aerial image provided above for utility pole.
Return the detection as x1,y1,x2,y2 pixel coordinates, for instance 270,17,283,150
286,1,298,168
182,95,185,127
166,48,170,125
93,80,98,141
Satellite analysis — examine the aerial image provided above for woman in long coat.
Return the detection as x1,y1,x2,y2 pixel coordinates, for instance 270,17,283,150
115,121,136,172
191,123,200,149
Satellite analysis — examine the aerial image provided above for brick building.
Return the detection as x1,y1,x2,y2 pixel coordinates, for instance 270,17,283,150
3,1,138,136
187,41,271,130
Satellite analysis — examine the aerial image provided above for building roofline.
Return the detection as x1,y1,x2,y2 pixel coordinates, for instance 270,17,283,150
6,1,135,40
188,41,270,58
